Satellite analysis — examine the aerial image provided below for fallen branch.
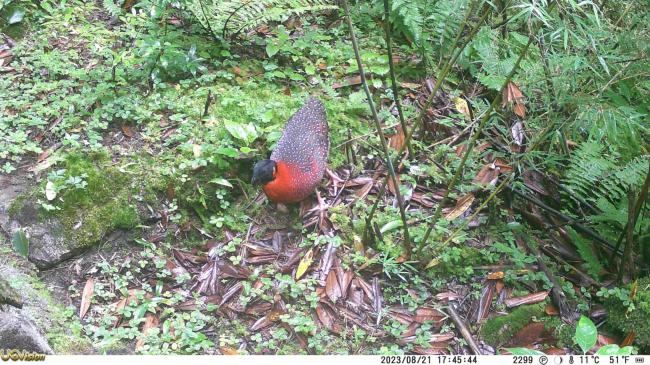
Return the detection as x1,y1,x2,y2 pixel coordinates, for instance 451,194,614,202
511,188,620,255
447,303,482,355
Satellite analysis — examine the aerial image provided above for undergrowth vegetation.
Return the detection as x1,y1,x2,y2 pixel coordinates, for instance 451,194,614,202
1,0,648,356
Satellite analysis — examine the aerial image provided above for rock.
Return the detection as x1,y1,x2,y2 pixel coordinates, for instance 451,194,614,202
0,276,23,308
0,172,91,269
4,200,79,269
0,312,53,354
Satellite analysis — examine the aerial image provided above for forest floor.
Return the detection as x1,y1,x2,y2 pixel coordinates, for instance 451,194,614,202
0,0,647,356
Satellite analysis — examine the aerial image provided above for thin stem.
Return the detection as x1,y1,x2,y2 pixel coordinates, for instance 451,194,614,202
343,0,412,254
383,0,413,156
416,34,536,255
439,174,513,248
362,2,490,239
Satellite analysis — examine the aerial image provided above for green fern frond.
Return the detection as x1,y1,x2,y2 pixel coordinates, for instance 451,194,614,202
390,0,423,45
186,0,337,38
567,227,603,278
564,142,649,205
102,0,123,17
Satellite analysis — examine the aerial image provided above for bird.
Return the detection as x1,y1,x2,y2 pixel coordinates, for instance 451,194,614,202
251,97,329,204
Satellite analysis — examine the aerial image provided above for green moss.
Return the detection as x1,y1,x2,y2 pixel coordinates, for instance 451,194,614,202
544,316,576,348
480,303,546,348
605,277,650,350
38,153,140,250
7,193,28,217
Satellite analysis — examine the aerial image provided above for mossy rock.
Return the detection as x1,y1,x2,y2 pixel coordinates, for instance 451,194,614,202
480,303,546,348
605,277,650,350
0,276,23,308
7,153,141,268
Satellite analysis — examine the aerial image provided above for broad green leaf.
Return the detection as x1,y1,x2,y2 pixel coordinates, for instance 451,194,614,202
596,344,633,356
12,230,29,257
380,220,403,233
224,120,258,145
215,147,239,158
575,315,598,353
266,42,279,58
8,8,25,24
504,348,546,355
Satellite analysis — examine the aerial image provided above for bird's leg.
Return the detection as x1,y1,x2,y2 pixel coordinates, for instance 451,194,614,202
276,203,289,213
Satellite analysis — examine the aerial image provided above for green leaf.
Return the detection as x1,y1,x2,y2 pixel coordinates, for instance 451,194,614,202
215,147,239,158
265,41,279,58
210,178,233,188
304,63,316,76
7,8,25,24
224,120,258,145
504,348,546,355
596,344,633,356
380,220,403,233
11,229,29,257
575,315,598,353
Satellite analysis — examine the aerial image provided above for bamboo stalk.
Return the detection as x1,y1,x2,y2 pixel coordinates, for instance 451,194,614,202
343,0,412,253
383,0,413,156
416,35,536,255
362,2,490,242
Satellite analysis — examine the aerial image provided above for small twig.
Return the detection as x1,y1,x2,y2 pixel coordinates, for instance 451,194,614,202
343,0,412,254
447,303,482,355
202,89,213,118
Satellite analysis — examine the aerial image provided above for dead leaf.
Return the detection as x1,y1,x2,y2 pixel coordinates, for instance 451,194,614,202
453,96,471,120
325,269,342,303
79,278,94,319
522,170,549,196
135,313,159,351
337,269,354,299
476,281,495,322
316,303,341,333
511,121,525,146
514,102,526,118
621,331,635,347
502,81,524,107
445,193,475,221
332,75,362,89
487,271,504,280
494,158,513,173
295,249,313,280
474,164,499,186
355,182,374,200
387,174,401,197
505,291,550,308
250,309,283,331
389,125,405,152
414,307,444,325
